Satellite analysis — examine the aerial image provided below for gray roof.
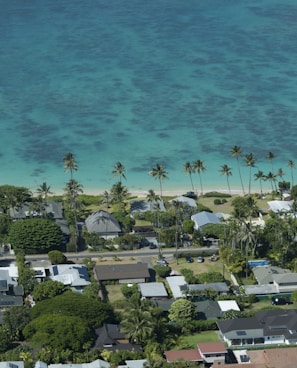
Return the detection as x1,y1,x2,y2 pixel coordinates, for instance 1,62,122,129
85,210,121,234
243,284,278,295
49,359,110,368
166,276,187,299
273,273,297,284
138,282,168,298
191,211,221,228
0,294,23,307
169,196,197,208
94,263,150,282
217,317,262,334
119,360,148,368
188,282,229,293
49,264,90,287
252,265,291,285
194,300,222,320
268,200,294,213
130,199,165,214
0,363,24,368
10,201,63,219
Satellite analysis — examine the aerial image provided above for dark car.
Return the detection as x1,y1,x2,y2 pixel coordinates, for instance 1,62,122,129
271,297,291,305
186,256,194,263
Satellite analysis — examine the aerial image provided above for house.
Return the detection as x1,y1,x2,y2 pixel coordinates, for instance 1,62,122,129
85,210,121,239
194,300,222,320
187,282,229,296
48,264,91,291
118,359,148,368
94,323,142,352
273,273,297,293
217,309,297,346
268,200,294,213
164,349,203,364
38,359,110,368
0,362,24,368
166,276,187,299
131,225,158,245
138,282,168,299
9,201,70,238
191,211,222,230
197,341,227,365
169,196,197,208
252,265,291,285
213,346,297,367
94,263,150,284
130,198,165,216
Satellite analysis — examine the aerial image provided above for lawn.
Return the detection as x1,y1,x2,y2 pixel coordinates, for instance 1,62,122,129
105,284,125,304
177,331,220,348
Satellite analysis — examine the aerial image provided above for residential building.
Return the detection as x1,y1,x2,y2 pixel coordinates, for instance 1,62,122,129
94,263,150,284
85,210,121,239
169,196,197,208
138,282,168,299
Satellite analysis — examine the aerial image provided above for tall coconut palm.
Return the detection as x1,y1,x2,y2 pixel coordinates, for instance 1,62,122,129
121,308,154,345
171,200,184,264
277,168,285,181
288,160,295,186
265,171,278,193
230,145,245,195
63,152,78,179
254,170,265,196
110,181,129,211
266,151,275,172
36,182,53,200
220,164,232,194
64,178,84,250
112,161,126,183
183,162,195,192
149,164,168,198
244,153,256,195
193,159,206,196
146,189,162,257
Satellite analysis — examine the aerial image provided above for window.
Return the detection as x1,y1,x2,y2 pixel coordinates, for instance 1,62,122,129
236,331,247,336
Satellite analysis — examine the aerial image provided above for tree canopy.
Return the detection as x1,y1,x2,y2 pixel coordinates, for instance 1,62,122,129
29,292,115,328
9,218,63,253
32,280,66,301
168,299,197,332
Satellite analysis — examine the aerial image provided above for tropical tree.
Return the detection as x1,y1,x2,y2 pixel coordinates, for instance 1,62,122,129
288,160,295,186
266,171,278,193
254,170,265,195
193,159,206,195
63,152,78,179
149,164,169,198
266,151,275,172
64,179,84,249
168,299,197,333
230,145,245,195
110,182,129,211
36,182,53,200
112,161,127,183
170,200,184,264
220,164,232,194
244,153,256,195
183,162,195,192
33,280,66,301
277,168,285,181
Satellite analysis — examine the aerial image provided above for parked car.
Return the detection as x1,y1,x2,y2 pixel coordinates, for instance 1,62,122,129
197,256,204,263
149,243,157,249
186,256,194,263
271,297,291,305
156,259,168,267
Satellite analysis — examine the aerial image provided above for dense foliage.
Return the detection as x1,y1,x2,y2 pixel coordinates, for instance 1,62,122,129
9,218,63,253
32,280,66,301
30,292,115,327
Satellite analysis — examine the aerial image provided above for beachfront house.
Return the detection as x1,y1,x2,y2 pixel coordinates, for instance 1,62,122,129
85,210,121,239
191,211,224,230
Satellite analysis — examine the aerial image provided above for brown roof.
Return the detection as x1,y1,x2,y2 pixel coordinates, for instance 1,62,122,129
164,349,203,362
94,263,150,281
248,347,297,368
198,341,227,354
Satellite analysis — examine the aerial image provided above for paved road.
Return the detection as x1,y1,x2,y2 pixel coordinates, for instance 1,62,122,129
1,246,219,262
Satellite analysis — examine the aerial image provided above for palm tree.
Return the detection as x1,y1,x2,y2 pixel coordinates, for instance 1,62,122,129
149,164,168,198
183,162,195,192
121,308,154,345
193,159,206,196
277,168,285,181
110,182,129,211
64,178,84,249
63,152,78,179
36,182,53,200
266,151,275,172
171,200,184,264
112,161,126,183
102,190,111,209
244,153,256,195
254,170,265,196
230,145,245,195
288,160,295,186
265,171,278,193
147,189,162,258
220,164,232,194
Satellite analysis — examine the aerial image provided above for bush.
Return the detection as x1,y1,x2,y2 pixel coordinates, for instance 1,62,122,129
154,265,171,278
190,319,217,332
203,192,231,198
213,199,222,205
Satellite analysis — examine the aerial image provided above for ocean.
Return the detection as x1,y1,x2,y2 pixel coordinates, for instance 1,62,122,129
1,0,297,195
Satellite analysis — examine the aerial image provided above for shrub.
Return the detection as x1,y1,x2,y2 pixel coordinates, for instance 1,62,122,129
154,265,171,278
203,192,231,198
213,199,222,205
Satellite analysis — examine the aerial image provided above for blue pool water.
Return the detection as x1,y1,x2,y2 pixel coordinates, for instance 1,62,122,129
1,0,297,194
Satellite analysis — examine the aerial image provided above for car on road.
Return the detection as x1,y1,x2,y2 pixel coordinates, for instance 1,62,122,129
197,256,204,263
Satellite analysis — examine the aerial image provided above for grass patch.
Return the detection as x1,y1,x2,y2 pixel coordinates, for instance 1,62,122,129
180,331,220,348
105,284,125,304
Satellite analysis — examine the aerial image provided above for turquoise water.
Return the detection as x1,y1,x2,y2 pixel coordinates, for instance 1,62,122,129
1,0,297,194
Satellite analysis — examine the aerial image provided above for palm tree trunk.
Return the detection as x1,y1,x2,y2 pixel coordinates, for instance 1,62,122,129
237,158,245,195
